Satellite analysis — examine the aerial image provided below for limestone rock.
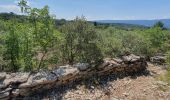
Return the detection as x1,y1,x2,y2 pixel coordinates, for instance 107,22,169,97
112,58,123,64
0,92,9,100
3,73,30,87
12,89,19,96
0,72,6,81
122,54,141,63
52,65,79,80
150,56,166,64
98,58,119,70
19,71,57,89
74,63,89,71
0,88,11,100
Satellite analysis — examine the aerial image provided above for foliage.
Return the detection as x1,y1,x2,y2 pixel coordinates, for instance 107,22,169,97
153,21,165,29
0,1,169,72
61,17,103,65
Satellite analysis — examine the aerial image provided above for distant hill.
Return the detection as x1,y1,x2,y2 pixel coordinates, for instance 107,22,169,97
92,22,148,30
95,19,170,28
1,13,169,29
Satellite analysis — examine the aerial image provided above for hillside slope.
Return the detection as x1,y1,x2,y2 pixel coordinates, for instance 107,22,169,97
96,19,170,28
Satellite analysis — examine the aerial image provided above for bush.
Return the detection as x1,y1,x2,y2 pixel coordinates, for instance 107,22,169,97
61,17,103,65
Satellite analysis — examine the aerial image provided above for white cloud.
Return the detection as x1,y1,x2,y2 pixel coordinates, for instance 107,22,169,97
0,4,20,13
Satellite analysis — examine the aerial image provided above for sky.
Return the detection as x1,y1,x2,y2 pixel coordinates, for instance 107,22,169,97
0,0,170,20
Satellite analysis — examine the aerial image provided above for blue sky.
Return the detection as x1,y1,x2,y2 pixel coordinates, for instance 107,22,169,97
0,0,170,20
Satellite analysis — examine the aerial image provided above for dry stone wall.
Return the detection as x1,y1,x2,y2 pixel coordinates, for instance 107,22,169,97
0,54,147,99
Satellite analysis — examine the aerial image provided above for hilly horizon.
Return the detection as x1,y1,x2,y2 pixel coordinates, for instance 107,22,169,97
95,19,170,28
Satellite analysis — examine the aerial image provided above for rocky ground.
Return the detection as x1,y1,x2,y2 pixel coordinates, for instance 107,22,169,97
26,63,170,100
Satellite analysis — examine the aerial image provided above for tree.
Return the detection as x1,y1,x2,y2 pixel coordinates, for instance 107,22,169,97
153,21,165,29
61,17,103,65
4,21,20,71
28,6,58,70
18,0,30,14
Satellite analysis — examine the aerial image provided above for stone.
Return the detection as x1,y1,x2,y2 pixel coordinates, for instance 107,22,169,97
18,65,80,96
3,73,30,87
97,60,110,70
0,88,12,100
0,92,9,100
19,71,57,89
90,86,95,89
0,84,6,91
97,58,119,70
0,72,6,81
74,63,89,71
112,58,123,64
52,65,79,80
150,56,166,64
122,92,129,97
12,89,20,96
122,54,141,63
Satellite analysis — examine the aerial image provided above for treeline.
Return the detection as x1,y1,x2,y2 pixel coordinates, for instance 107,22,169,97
0,0,170,72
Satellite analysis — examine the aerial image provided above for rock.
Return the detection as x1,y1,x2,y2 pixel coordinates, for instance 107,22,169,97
32,70,57,82
74,63,89,71
0,92,9,100
12,89,19,96
98,58,119,70
3,73,30,87
90,86,95,89
19,65,80,96
0,72,6,81
112,58,123,64
122,54,141,63
122,92,129,97
150,56,166,64
0,88,12,100
0,84,6,91
52,65,79,80
19,71,57,89
97,59,110,70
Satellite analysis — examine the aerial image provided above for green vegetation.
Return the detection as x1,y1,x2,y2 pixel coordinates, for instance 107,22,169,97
60,17,103,65
0,0,169,72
